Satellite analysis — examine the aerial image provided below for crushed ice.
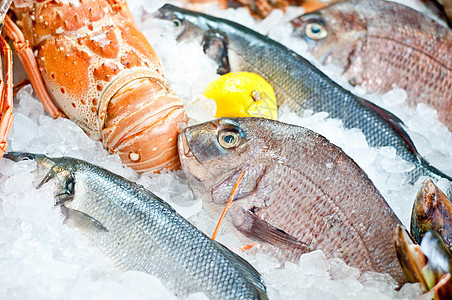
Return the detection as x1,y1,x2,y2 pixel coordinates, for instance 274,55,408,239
2,0,449,299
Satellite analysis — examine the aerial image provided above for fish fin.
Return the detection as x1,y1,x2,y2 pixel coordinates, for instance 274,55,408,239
61,206,108,233
234,208,310,251
359,98,452,183
202,30,230,75
137,184,177,213
214,241,268,300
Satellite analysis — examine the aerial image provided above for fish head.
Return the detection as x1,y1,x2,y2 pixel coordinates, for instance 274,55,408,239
178,117,273,204
154,4,210,44
154,4,230,74
411,179,452,249
4,152,61,189
290,1,367,68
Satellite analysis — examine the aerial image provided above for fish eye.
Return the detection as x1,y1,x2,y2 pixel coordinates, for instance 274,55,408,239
305,22,327,40
218,130,241,149
171,16,182,27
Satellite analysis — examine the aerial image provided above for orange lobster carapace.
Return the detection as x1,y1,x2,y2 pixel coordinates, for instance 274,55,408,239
0,0,188,173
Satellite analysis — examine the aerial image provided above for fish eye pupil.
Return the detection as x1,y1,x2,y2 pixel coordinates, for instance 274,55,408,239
171,15,182,27
305,22,327,40
311,25,320,34
224,134,235,144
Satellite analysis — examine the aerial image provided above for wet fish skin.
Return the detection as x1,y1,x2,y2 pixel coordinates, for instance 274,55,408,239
411,179,452,250
3,152,268,300
178,117,406,284
291,0,452,129
154,4,452,191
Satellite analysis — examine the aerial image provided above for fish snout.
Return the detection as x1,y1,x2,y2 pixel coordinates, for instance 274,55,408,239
178,129,194,159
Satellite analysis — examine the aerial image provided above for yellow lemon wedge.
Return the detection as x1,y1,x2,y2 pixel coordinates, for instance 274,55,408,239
203,72,278,120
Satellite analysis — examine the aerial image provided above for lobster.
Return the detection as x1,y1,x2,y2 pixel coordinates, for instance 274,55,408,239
0,0,188,173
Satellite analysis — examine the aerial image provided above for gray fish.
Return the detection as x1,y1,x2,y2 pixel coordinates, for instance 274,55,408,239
4,152,268,300
290,0,452,130
154,4,452,192
177,117,406,284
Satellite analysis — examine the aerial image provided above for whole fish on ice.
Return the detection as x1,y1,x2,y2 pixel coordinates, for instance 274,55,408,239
3,152,268,300
291,0,452,130
178,117,406,284
154,4,452,192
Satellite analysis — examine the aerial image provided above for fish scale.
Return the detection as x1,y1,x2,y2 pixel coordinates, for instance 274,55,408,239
156,4,452,191
178,117,406,284
3,152,268,300
291,0,452,129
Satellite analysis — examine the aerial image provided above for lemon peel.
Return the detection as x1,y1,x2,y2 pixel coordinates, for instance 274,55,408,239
203,72,278,120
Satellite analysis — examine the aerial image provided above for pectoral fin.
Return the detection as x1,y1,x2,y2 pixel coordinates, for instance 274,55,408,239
233,208,309,251
61,206,108,233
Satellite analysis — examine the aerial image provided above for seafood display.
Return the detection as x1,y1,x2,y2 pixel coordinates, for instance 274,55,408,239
3,0,452,299
394,225,452,299
411,179,452,250
395,179,452,299
154,4,452,192
178,117,405,284
1,0,188,173
290,0,452,130
3,152,268,300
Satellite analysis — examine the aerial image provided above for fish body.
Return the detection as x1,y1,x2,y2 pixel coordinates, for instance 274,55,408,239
178,117,406,284
155,4,452,189
291,0,452,130
3,152,268,300
411,179,452,250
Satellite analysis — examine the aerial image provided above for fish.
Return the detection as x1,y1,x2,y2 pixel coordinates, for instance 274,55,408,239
3,152,268,300
177,117,406,284
154,4,452,193
290,0,452,130
411,179,452,250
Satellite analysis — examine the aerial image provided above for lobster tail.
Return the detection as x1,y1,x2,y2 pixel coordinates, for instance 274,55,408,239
101,76,188,173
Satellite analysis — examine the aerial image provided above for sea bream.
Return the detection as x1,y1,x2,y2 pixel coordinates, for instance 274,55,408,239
154,4,452,192
290,0,452,130
3,152,268,300
177,117,406,284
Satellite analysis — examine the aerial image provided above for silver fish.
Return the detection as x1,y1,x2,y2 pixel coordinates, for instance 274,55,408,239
154,4,452,194
177,117,406,284
4,152,268,300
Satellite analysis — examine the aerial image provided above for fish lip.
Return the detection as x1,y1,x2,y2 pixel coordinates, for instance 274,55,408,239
178,129,194,159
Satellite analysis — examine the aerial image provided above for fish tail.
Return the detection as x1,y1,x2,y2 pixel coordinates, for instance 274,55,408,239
359,99,452,192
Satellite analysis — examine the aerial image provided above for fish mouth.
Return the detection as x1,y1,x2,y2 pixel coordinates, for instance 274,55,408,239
178,129,194,159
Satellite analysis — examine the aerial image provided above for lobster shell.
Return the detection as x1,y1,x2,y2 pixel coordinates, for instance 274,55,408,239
8,0,187,172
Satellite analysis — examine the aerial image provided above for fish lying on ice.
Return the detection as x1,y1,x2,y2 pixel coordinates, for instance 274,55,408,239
3,152,268,300
177,117,406,284
154,4,452,192
290,0,452,130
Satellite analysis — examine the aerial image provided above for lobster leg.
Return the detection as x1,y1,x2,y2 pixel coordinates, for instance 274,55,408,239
2,15,65,119
0,35,13,159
